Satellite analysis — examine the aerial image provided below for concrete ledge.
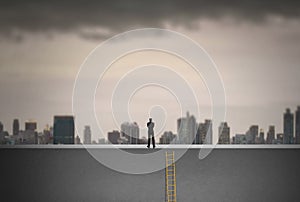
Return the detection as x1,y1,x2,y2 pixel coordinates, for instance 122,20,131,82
1,144,300,149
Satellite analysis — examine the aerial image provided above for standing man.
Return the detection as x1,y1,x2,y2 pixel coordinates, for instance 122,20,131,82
147,118,155,148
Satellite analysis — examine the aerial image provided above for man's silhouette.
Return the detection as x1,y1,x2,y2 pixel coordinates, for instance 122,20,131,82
147,118,155,148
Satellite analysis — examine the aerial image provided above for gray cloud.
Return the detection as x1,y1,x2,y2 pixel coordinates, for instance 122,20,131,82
1,0,300,40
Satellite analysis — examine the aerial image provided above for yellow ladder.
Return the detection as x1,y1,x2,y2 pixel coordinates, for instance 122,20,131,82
165,151,177,202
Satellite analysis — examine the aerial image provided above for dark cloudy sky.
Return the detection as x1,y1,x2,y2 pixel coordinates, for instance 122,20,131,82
0,0,300,141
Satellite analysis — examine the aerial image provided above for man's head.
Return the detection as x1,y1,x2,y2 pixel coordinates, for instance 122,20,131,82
149,118,152,122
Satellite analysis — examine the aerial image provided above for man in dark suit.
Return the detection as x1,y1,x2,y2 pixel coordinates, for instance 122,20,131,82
147,118,155,148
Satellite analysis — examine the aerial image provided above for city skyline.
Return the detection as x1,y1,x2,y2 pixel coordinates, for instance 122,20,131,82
1,105,299,145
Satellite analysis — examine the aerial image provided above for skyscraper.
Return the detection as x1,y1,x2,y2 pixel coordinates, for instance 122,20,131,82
120,122,139,144
108,130,120,144
53,116,74,144
195,119,212,144
266,125,275,144
194,123,204,144
256,129,265,144
283,108,294,144
295,106,300,144
13,119,19,136
177,112,197,144
245,125,258,144
0,122,3,133
218,122,230,144
83,125,92,144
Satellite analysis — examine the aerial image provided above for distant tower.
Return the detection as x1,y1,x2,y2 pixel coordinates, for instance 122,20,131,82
258,129,265,144
204,120,212,144
266,126,275,144
195,123,204,144
53,116,75,144
218,122,230,144
295,106,300,144
0,122,3,133
120,122,139,144
13,119,19,135
83,125,92,144
283,108,294,144
108,130,120,144
131,122,139,144
245,125,258,144
177,112,197,144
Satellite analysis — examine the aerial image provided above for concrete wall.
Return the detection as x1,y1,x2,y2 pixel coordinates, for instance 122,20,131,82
0,148,299,201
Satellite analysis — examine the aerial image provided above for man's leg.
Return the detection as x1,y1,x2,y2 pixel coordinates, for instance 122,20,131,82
147,137,150,148
152,136,155,148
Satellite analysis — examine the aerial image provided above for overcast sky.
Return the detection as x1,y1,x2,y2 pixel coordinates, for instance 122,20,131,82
0,0,300,140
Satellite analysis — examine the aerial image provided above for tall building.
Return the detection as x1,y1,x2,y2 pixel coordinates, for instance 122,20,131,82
83,125,92,144
195,123,203,144
0,122,3,133
266,125,275,144
25,120,37,131
13,119,19,135
195,120,212,144
202,120,213,144
295,106,300,144
283,108,294,144
245,125,258,144
108,130,120,144
204,120,213,144
177,112,197,144
0,122,6,144
120,122,139,144
256,129,265,144
218,122,230,144
53,116,74,144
